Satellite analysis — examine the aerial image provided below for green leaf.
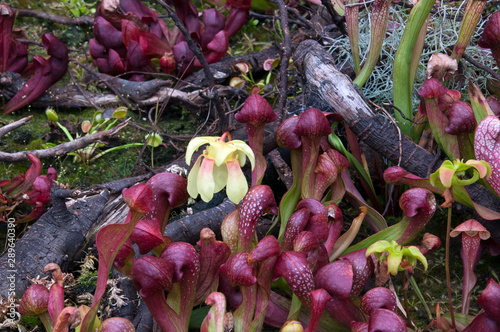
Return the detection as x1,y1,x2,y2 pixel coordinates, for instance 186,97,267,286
469,80,494,123
146,133,163,147
112,107,127,119
392,0,436,136
366,240,391,257
342,217,408,256
278,150,302,244
45,108,58,122
189,306,210,329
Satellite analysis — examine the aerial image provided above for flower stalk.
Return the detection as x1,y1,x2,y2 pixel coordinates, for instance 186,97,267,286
445,207,456,329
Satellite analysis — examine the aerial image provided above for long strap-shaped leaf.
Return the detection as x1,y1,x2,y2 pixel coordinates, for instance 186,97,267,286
392,0,436,137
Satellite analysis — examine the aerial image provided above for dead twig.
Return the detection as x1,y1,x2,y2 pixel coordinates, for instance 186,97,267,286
270,0,292,122
67,66,101,111
17,39,80,53
268,149,293,190
462,53,500,81
0,72,241,111
320,0,339,23
250,10,312,29
370,100,402,167
13,8,93,25
0,116,33,141
0,120,130,163
154,0,227,132
71,60,136,110
285,7,315,31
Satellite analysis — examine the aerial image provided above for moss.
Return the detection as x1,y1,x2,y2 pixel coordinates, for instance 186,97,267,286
19,314,42,331
1,105,200,186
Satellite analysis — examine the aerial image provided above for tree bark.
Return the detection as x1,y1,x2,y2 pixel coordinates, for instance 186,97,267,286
14,9,93,25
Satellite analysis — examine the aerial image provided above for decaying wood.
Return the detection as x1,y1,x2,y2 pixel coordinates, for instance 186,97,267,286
0,72,236,111
0,170,229,298
0,172,151,298
295,40,439,177
133,301,155,332
184,46,280,87
0,187,110,298
111,271,140,323
294,39,500,240
269,149,293,190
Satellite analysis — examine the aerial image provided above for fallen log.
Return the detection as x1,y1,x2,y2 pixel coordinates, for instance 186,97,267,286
293,39,500,240
0,173,153,298
294,40,437,177
0,187,109,298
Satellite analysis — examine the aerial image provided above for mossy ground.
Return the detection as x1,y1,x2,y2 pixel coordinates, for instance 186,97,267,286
0,105,200,186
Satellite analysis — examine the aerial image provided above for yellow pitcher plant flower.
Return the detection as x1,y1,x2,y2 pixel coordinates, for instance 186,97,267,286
366,240,428,276
186,132,255,204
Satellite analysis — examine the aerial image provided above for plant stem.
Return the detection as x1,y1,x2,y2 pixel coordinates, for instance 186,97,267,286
39,311,53,332
151,146,154,168
445,207,456,330
287,294,302,321
345,0,361,74
56,121,74,142
402,272,412,327
270,0,291,123
90,143,144,162
450,0,487,63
